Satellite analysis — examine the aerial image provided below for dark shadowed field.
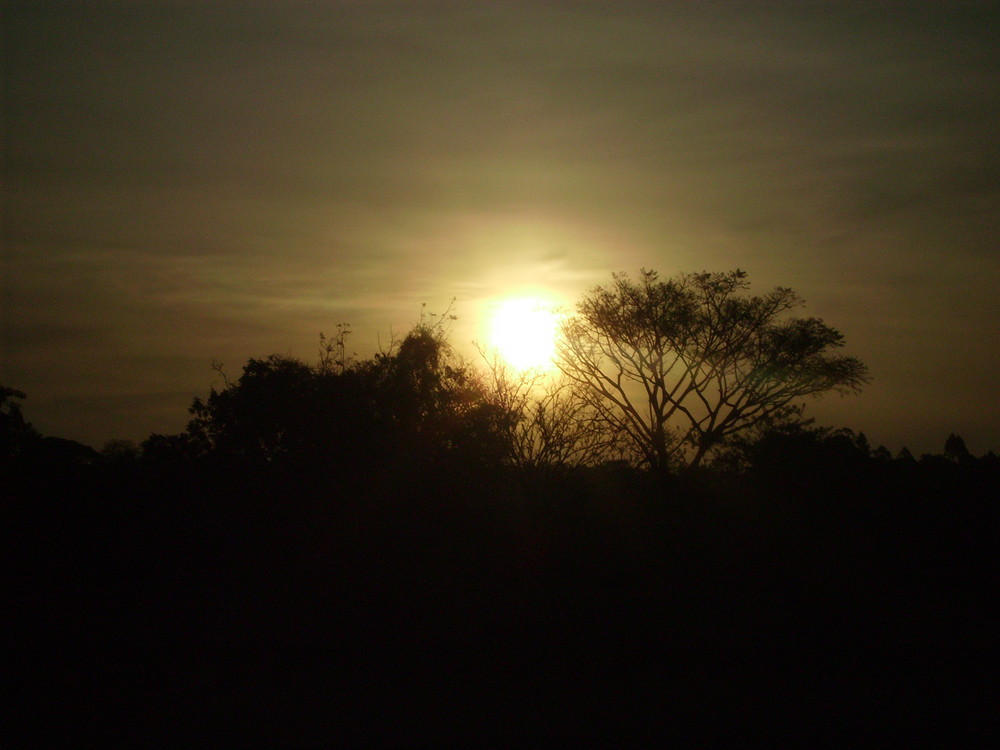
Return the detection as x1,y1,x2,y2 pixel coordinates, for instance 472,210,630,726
7,452,998,745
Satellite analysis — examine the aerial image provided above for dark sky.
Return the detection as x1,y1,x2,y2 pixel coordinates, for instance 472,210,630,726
4,1,999,454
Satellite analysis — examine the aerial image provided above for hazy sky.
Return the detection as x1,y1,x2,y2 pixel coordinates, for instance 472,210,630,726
4,1,999,454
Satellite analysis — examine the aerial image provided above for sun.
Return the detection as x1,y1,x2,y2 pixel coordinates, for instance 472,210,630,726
489,297,561,370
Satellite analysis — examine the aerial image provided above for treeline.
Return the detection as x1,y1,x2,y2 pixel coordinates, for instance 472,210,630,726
2,330,996,494
6,356,997,743
7,268,998,485
5,274,999,743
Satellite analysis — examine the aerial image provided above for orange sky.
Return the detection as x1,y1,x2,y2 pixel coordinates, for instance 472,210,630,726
4,1,999,455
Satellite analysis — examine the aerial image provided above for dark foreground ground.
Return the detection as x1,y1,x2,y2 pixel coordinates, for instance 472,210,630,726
7,458,999,745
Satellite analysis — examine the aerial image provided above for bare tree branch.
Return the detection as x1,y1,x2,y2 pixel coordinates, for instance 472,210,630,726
557,269,870,472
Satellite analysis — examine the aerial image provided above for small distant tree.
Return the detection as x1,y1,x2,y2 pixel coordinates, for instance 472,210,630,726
101,439,139,462
711,418,872,477
558,269,870,472
872,445,893,462
853,431,871,456
141,431,205,463
1,386,41,461
943,433,971,463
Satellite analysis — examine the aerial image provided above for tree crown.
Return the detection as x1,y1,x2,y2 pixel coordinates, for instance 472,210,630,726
558,269,869,470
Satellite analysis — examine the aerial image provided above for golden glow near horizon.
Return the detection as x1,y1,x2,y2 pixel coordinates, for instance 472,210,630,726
488,297,562,371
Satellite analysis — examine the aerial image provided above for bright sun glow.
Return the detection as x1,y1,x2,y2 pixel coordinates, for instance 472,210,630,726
489,298,561,370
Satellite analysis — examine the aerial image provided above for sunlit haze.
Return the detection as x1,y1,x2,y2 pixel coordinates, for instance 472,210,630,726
488,298,562,371
3,2,998,455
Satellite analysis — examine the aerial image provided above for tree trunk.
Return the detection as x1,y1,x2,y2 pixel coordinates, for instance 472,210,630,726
651,424,672,474
687,441,710,471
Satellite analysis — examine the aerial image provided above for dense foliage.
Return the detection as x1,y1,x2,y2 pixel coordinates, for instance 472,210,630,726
144,321,513,472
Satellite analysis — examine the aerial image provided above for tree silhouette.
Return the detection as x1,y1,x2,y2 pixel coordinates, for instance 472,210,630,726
185,354,319,462
169,316,512,470
943,433,971,463
479,351,626,468
1,385,40,463
361,322,511,466
557,269,870,471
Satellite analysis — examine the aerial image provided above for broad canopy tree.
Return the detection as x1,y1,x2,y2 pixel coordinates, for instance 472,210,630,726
557,269,869,471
